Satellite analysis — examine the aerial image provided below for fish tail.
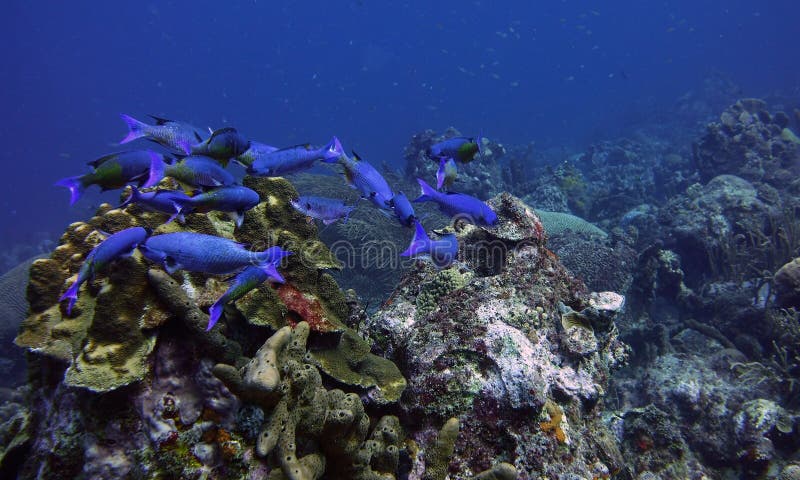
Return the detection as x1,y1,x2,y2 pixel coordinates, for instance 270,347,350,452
414,178,438,203
54,175,87,206
119,185,142,207
255,247,292,266
59,280,81,315
401,220,431,257
321,136,345,163
207,298,225,331
119,114,149,144
436,158,447,190
143,152,166,188
261,262,286,284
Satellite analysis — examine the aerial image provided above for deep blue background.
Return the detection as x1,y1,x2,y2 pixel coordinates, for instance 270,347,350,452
1,0,798,253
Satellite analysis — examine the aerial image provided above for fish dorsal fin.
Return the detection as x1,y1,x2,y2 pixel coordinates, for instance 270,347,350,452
275,143,312,152
147,114,173,125
208,127,238,139
212,127,238,135
87,152,122,168
193,131,203,142
351,150,363,161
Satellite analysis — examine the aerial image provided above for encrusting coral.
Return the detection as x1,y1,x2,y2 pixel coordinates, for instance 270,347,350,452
213,322,405,480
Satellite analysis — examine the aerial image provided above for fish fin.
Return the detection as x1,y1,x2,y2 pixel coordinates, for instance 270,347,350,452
321,136,345,163
164,211,181,225
272,143,312,153
177,140,193,155
351,150,363,161
343,206,354,224
209,127,238,138
231,211,245,228
147,114,173,125
86,152,120,169
59,280,81,316
163,256,180,275
143,152,166,188
54,175,86,206
401,220,431,257
193,131,203,142
261,262,286,284
207,300,225,331
413,178,438,203
118,186,137,208
119,114,149,144
436,158,447,189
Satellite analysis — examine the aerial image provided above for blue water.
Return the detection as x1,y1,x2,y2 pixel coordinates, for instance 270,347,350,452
1,0,798,252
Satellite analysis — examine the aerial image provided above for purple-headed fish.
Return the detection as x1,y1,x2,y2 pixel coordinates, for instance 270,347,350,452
290,196,355,225
401,220,458,268
148,155,236,189
207,264,285,331
59,227,149,314
413,178,498,226
120,186,190,224
55,150,166,205
389,191,417,228
428,136,481,163
248,137,344,176
120,114,206,155
235,141,279,168
337,152,394,211
190,127,250,163
173,186,261,227
429,136,482,189
436,158,458,190
139,232,291,275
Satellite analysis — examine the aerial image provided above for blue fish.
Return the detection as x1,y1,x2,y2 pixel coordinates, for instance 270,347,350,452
55,151,166,205
120,186,190,224
235,141,279,168
59,227,149,314
190,127,250,163
290,196,355,225
173,186,261,227
401,220,458,268
413,178,498,226
139,232,291,275
148,155,236,189
337,152,394,211
120,114,206,155
436,158,458,190
390,191,416,228
207,264,285,331
428,136,481,163
248,137,344,176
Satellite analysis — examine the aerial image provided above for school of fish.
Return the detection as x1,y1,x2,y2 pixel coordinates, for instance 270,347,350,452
55,113,498,329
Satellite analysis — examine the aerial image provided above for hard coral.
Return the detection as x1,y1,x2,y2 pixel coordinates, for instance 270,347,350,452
213,322,404,480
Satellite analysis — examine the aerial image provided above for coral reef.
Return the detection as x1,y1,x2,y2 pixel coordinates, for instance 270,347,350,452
365,193,630,479
214,322,404,480
7,175,408,478
693,98,800,186
658,174,785,287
